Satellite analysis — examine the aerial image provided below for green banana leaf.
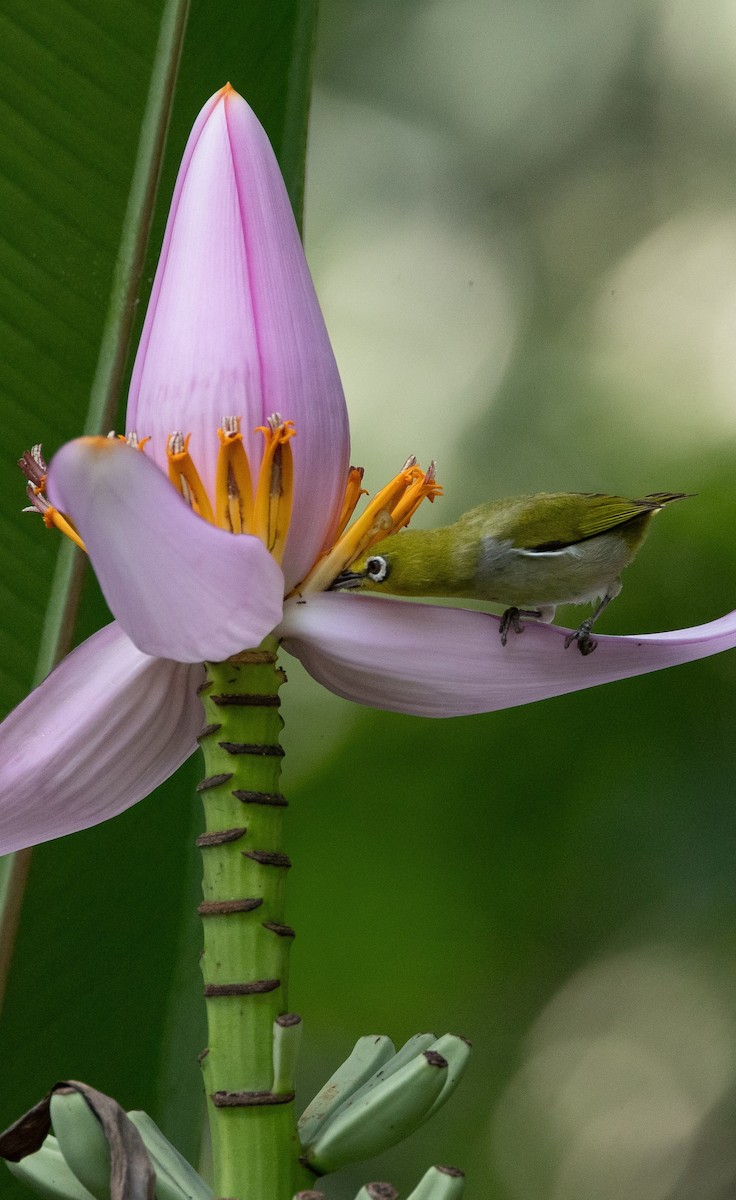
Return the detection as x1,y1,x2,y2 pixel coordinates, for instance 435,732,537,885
0,0,317,1178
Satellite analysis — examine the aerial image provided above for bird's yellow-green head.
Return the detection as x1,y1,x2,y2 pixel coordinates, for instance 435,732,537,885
331,525,466,598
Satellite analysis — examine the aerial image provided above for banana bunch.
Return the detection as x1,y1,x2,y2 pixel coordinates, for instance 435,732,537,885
298,1031,471,1174
7,1028,469,1200
6,1090,212,1200
293,1163,465,1199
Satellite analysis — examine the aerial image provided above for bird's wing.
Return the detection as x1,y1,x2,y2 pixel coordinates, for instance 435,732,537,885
508,493,659,551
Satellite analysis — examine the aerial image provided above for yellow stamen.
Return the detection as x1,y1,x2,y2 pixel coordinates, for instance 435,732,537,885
331,466,367,544
43,506,86,552
252,416,295,562
22,421,442,604
122,432,151,452
296,458,442,595
387,459,441,530
167,433,215,524
215,418,255,533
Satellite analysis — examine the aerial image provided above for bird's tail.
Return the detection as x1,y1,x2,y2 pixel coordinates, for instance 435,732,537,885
643,491,694,509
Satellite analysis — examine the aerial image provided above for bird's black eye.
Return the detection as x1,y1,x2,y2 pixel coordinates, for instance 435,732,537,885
365,555,389,583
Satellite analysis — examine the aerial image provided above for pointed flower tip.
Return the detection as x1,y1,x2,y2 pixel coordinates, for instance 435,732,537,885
214,80,249,117
215,81,238,108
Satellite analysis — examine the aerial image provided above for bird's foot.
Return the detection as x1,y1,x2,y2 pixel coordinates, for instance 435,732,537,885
499,607,523,646
564,620,598,655
499,607,543,646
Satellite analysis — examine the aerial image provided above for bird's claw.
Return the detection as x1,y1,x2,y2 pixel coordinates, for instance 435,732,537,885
564,624,598,655
498,607,525,646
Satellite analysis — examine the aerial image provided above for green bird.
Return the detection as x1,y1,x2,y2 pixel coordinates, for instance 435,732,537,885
332,491,690,655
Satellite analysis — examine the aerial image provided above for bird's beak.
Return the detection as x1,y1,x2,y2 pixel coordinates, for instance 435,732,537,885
329,569,365,591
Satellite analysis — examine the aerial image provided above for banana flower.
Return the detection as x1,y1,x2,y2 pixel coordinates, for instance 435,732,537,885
1,85,735,855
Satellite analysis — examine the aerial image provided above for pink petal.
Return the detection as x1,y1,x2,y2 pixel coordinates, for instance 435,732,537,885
47,438,284,663
0,623,204,854
127,85,349,590
279,593,736,717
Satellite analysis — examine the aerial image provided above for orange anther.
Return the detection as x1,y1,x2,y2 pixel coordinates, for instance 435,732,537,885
253,417,296,562
43,506,86,552
332,467,368,545
167,432,215,524
215,419,255,533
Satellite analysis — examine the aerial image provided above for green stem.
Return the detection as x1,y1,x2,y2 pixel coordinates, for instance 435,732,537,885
197,637,302,1199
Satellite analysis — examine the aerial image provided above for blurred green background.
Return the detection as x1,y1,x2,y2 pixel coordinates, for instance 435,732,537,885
2,2,736,1199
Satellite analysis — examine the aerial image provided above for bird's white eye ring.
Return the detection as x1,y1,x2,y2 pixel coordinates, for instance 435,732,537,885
365,555,389,582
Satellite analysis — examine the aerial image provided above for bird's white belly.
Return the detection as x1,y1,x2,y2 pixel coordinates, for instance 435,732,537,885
474,534,631,607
